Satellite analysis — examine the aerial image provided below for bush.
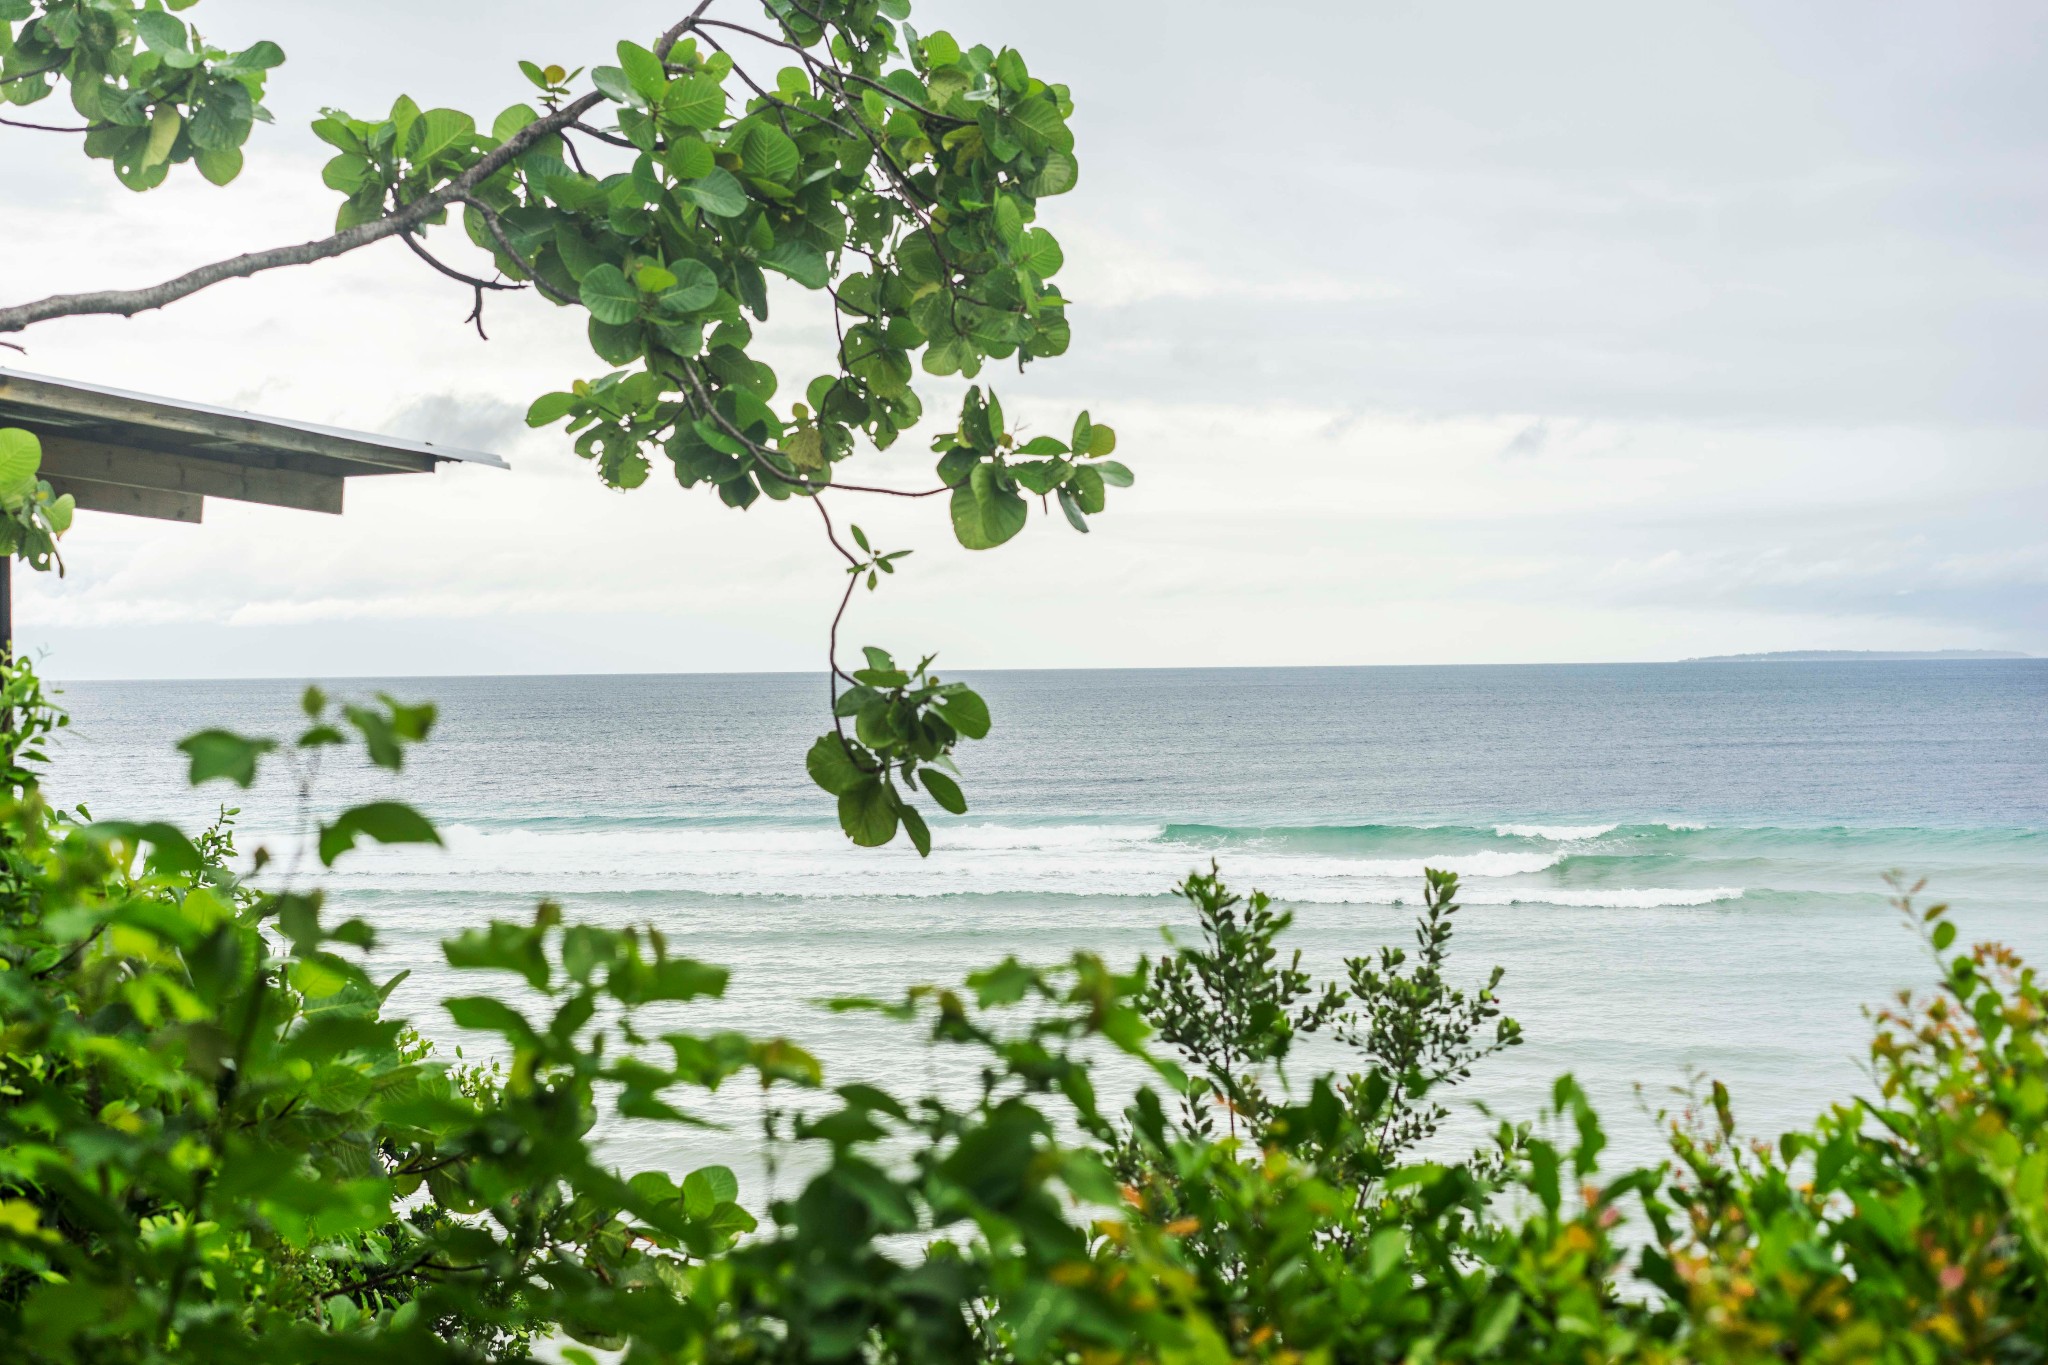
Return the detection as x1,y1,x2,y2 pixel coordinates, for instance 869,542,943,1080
2,659,2043,1362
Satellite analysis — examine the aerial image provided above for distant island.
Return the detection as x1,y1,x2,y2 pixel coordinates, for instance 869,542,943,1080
1685,649,2032,663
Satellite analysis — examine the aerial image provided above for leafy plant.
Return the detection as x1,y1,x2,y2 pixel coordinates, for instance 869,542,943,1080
1,0,1133,853
0,430,74,574
7,661,2048,1362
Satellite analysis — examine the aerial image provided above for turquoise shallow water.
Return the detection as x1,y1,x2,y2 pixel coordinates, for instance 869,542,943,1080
52,661,2048,1176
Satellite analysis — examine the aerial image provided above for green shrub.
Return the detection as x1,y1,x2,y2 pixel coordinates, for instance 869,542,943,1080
2,659,2043,1363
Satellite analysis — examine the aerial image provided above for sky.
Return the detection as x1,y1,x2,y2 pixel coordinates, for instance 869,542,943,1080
7,0,2046,678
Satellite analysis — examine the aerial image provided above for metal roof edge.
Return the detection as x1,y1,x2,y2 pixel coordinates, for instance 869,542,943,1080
0,367,511,471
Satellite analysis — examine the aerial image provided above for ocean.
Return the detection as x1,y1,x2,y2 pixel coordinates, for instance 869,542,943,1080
52,661,2048,1179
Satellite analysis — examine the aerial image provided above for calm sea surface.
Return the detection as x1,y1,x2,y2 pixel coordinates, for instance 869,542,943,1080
49,663,2048,1178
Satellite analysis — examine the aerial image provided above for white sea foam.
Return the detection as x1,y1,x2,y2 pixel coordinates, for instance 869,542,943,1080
1493,823,1618,841
1458,886,1742,908
312,819,1664,906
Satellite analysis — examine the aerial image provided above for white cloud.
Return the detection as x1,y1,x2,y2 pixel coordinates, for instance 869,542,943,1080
6,0,2046,677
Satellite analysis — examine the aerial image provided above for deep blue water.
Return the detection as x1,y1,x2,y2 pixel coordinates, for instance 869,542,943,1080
54,661,2048,1173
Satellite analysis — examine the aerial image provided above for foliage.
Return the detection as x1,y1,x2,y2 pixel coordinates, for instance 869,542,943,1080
0,429,74,574
0,0,281,188
5,665,2047,1361
1,0,1133,853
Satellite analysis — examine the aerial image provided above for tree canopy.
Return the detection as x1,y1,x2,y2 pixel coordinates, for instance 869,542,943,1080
0,0,1132,851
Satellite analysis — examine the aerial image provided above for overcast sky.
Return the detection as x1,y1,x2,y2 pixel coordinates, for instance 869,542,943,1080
8,0,2045,677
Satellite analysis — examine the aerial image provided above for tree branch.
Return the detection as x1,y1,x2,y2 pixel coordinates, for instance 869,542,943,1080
655,0,720,61
400,231,522,340
0,114,95,133
459,197,578,306
0,91,604,335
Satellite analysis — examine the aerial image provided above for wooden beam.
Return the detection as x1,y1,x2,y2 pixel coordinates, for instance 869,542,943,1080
46,475,203,524
39,433,344,514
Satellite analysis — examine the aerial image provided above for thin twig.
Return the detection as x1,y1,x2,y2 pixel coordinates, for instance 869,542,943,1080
458,197,578,305
0,60,62,89
0,114,94,133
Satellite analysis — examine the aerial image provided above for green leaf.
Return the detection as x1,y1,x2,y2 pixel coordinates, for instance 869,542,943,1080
133,11,189,54
491,102,539,143
579,263,641,325
1028,148,1079,197
318,801,442,867
838,779,899,847
677,166,748,217
759,238,828,289
1070,464,1106,514
1019,227,1063,277
663,135,714,180
219,40,287,74
899,802,932,857
740,122,800,187
409,108,475,164
920,769,967,815
949,471,1028,550
177,729,276,788
0,428,41,498
806,734,866,795
1058,485,1089,533
936,690,991,739
683,1164,740,1216
1932,919,1957,952
526,392,578,426
193,146,244,186
591,65,638,106
617,41,668,101
444,995,538,1044
187,80,254,151
1092,459,1134,487
143,106,182,168
663,74,726,130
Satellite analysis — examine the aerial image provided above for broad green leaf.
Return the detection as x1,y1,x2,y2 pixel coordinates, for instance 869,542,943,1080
194,146,244,186
526,392,578,426
491,103,539,143
188,80,254,151
133,11,189,54
580,263,641,325
1058,485,1089,533
759,238,828,289
319,801,442,867
409,109,475,165
740,122,800,188
664,135,714,180
838,778,899,847
1029,148,1079,196
663,74,726,130
176,729,276,788
920,769,967,815
677,166,748,217
617,41,668,101
1020,227,1063,277
1071,463,1106,514
936,690,991,739
949,471,1027,550
0,428,40,497
143,106,181,168
591,65,638,106
899,802,931,857
806,733,866,795
661,258,719,311
1093,459,1135,487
